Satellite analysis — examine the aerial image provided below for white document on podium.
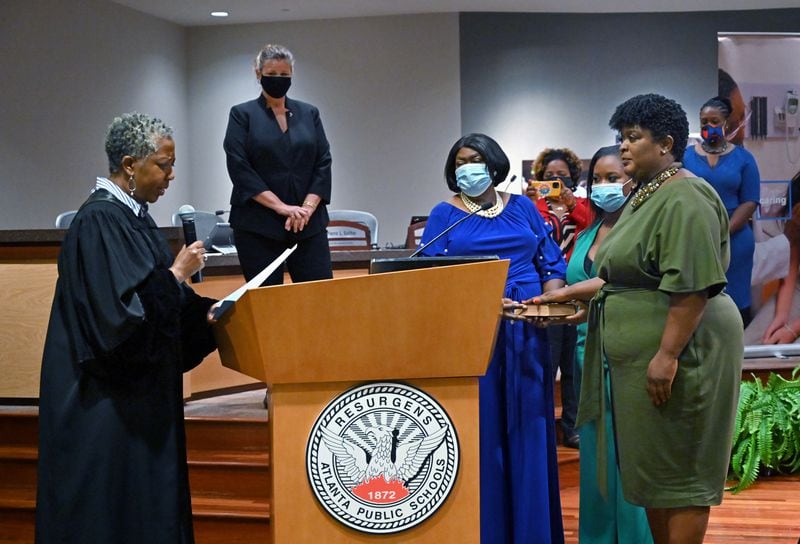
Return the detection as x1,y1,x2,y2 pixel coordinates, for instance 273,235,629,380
211,244,297,320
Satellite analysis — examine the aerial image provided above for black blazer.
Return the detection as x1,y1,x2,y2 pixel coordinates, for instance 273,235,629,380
224,95,332,241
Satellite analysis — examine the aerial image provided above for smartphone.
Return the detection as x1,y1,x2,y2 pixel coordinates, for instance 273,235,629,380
530,180,561,198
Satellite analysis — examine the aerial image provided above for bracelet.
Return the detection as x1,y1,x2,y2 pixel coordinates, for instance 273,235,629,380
303,200,317,209
783,324,798,339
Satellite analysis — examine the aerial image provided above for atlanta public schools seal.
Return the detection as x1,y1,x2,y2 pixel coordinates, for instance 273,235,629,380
306,382,459,534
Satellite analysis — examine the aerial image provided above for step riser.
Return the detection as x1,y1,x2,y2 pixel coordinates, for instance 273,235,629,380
0,459,36,498
185,419,269,453
0,460,269,502
558,464,580,489
0,415,273,544
0,509,34,544
189,517,270,544
189,464,270,501
0,418,268,455
0,509,270,544
0,415,38,449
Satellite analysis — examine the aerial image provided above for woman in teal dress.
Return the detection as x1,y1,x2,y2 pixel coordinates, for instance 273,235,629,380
534,145,653,543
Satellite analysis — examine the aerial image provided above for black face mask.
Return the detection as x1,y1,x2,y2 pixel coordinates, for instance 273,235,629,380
260,75,291,98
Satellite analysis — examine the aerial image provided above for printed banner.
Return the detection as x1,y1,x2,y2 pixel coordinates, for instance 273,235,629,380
719,33,800,345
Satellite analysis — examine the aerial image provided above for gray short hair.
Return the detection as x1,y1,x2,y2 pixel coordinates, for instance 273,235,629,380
254,44,295,72
105,112,173,174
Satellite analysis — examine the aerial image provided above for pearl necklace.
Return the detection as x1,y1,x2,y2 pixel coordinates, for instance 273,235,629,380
461,189,504,218
630,165,680,210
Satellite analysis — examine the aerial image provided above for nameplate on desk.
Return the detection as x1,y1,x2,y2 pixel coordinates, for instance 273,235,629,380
211,244,237,255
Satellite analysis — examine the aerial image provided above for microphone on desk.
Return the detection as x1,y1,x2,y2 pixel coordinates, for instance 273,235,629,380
498,174,518,193
178,204,203,283
410,200,492,258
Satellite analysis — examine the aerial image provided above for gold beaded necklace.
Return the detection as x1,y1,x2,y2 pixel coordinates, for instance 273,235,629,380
461,189,505,218
629,165,680,210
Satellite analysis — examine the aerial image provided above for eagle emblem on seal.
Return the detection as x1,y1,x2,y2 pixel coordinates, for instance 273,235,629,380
306,383,459,533
320,425,448,500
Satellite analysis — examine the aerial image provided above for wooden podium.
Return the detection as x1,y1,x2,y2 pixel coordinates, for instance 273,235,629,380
214,260,509,543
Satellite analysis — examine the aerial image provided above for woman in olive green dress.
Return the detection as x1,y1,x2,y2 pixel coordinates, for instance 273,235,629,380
530,94,743,544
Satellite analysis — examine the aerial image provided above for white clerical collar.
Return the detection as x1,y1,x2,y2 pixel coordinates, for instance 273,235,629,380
95,177,145,217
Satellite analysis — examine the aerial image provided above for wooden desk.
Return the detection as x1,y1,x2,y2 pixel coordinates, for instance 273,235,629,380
742,357,800,381
0,229,412,399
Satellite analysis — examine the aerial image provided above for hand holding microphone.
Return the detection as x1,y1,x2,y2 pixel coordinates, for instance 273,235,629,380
177,204,205,283
170,241,207,283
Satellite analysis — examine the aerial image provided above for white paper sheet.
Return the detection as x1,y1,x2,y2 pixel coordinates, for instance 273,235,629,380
211,244,297,319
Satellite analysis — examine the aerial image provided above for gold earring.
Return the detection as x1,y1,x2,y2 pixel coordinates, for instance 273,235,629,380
128,175,136,196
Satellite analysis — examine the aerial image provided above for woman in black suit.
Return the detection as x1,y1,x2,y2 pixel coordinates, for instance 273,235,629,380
224,43,333,285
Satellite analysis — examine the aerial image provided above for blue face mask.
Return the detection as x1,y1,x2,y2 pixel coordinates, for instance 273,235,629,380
455,163,493,197
590,182,629,213
701,124,725,145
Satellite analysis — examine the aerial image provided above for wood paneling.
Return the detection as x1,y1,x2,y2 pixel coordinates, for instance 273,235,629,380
189,276,262,394
0,261,376,400
559,462,800,543
4,403,800,544
270,378,480,543
0,409,272,544
0,263,58,398
215,261,508,385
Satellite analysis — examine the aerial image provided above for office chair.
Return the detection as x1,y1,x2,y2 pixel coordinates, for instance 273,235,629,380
405,219,428,249
328,210,379,247
327,220,372,250
54,210,78,229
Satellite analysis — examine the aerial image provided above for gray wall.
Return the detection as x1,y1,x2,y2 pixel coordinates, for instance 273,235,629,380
0,0,188,229
460,9,800,182
3,5,798,241
186,14,461,246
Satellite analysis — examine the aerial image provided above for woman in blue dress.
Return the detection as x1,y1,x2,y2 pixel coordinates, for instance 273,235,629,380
418,133,567,543
683,96,760,325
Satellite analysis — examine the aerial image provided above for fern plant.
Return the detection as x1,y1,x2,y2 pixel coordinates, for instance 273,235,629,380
727,367,800,493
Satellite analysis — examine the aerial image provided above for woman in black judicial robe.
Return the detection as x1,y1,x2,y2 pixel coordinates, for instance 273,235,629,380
36,113,217,544
224,43,333,285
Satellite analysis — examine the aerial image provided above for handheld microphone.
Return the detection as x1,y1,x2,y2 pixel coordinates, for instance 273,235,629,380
178,204,203,283
410,200,492,258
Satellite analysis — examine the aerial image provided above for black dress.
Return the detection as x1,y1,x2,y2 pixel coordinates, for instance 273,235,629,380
35,189,217,544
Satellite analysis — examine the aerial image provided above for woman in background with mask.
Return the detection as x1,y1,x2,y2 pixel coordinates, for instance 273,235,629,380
526,147,591,260
683,96,760,325
526,147,590,449
224,43,333,286
534,146,653,544
418,133,567,543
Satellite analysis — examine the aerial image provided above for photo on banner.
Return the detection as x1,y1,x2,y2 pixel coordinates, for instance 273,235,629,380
719,32,800,346
758,180,791,220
